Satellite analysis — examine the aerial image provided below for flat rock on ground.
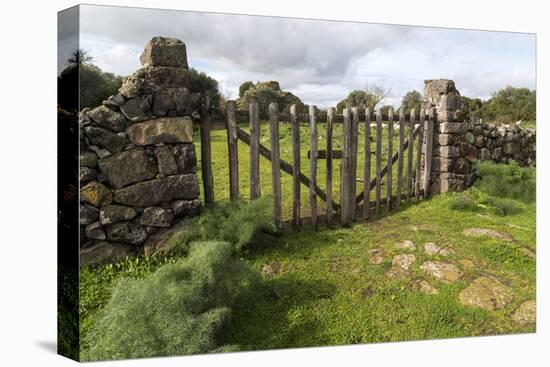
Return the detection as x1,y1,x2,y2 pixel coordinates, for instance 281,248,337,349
424,242,454,256
395,240,416,251
412,279,439,295
386,254,416,278
512,300,536,325
368,249,385,265
463,228,513,242
458,276,514,311
420,261,463,283
458,259,476,270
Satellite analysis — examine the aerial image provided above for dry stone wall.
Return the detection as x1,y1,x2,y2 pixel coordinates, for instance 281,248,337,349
79,37,201,265
422,79,536,194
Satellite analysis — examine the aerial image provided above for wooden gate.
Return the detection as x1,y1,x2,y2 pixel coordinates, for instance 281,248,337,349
199,96,435,230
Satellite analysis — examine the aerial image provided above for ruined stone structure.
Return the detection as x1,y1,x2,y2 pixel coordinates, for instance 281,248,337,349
79,37,201,264
422,79,535,194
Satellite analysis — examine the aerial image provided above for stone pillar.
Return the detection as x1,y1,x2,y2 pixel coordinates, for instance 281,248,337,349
79,37,202,264
422,79,471,194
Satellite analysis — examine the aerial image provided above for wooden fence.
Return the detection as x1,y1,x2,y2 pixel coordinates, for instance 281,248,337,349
199,97,435,230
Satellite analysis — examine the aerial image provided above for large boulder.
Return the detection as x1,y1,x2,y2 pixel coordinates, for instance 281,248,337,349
139,36,188,68
98,148,158,189
126,117,193,146
113,174,199,207
119,96,152,122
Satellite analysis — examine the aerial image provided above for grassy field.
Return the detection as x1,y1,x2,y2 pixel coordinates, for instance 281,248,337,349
80,120,536,355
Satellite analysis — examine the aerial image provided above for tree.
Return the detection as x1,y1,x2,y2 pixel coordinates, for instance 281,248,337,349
238,81,254,98
186,68,222,108
460,96,483,122
401,90,422,113
481,86,536,123
336,83,390,113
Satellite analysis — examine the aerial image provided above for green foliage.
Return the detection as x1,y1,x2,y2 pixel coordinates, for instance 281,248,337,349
237,81,305,117
448,192,478,211
186,67,222,108
401,90,422,112
82,242,260,361
197,198,277,252
58,49,123,110
482,197,523,216
336,90,373,113
481,86,536,123
460,96,483,121
474,161,535,202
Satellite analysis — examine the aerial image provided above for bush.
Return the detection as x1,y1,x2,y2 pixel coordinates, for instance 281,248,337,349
474,161,535,202
482,197,523,216
197,198,277,252
82,242,260,361
448,192,478,211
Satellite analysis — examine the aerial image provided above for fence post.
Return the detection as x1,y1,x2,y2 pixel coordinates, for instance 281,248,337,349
406,109,415,201
249,98,260,200
375,109,383,214
326,107,335,226
363,108,372,219
423,108,435,196
309,105,318,229
341,108,351,226
269,102,282,229
386,108,394,211
225,100,239,202
290,104,301,228
396,108,405,207
350,107,360,220
415,109,425,200
200,95,214,204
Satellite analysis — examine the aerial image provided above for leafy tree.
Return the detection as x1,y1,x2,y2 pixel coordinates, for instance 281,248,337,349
336,83,390,113
58,49,123,110
239,81,254,98
460,96,483,122
186,68,222,108
481,86,536,123
237,81,306,118
401,90,422,113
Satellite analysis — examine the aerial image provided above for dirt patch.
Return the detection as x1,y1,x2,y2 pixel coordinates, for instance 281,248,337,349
368,249,385,265
463,228,513,242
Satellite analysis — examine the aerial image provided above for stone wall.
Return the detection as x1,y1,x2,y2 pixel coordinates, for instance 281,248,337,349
422,79,536,195
79,37,201,265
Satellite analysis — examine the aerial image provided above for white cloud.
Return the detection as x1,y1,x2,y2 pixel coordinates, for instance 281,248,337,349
77,4,535,108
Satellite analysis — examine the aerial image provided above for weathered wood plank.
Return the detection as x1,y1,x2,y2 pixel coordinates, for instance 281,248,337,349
290,104,301,228
269,102,282,229
350,107,360,221
375,109,383,214
326,107,335,226
200,95,214,204
249,98,261,200
386,108,394,211
340,108,352,226
308,150,342,160
309,105,318,229
236,127,340,211
363,108,372,219
406,108,415,201
395,108,405,208
423,108,435,196
415,109,425,200
225,100,239,202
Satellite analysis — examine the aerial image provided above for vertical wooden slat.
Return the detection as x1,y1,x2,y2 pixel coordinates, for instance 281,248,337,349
396,108,405,207
423,107,435,196
363,108,372,219
340,108,351,226
350,107,360,221
290,104,301,228
309,105,318,229
200,95,214,204
406,108,415,201
375,109,383,214
415,109,425,200
269,102,282,229
386,108,394,211
249,98,260,200
326,107,335,226
225,100,239,202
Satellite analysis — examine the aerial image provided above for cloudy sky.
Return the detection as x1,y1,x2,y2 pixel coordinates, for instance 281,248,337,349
60,4,536,108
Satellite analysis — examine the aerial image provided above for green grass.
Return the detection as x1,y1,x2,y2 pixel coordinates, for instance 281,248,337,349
80,120,536,356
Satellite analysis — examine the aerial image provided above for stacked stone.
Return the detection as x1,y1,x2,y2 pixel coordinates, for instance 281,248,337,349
462,122,535,166
422,79,471,193
79,37,201,265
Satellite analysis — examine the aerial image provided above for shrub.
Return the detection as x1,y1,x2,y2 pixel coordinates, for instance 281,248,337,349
82,242,260,361
482,197,523,216
474,161,535,202
197,198,277,252
448,192,478,211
